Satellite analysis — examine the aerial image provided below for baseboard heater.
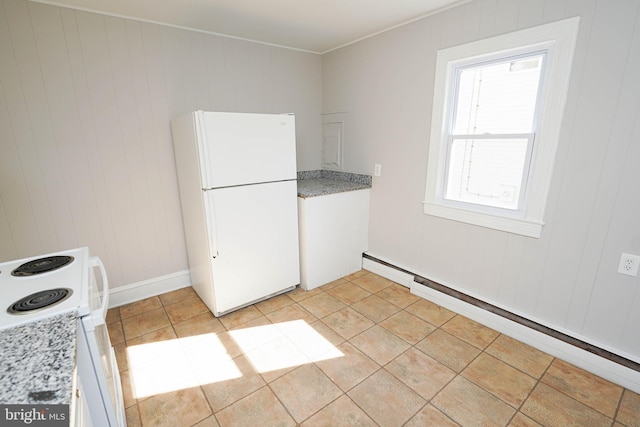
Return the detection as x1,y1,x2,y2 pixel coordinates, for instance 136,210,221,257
362,253,640,373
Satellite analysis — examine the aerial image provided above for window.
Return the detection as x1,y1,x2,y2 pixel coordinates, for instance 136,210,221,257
424,17,580,238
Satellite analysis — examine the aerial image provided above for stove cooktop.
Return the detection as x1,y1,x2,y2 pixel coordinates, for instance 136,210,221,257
0,248,89,330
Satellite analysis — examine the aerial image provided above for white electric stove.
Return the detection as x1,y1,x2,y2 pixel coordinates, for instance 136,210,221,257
0,247,126,426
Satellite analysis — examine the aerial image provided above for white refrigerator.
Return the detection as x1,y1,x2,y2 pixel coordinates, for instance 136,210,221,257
171,111,300,316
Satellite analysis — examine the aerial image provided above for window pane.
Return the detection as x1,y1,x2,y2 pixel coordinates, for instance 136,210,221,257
445,138,529,210
452,54,544,135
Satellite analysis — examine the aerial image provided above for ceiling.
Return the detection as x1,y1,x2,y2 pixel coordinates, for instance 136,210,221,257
33,0,469,54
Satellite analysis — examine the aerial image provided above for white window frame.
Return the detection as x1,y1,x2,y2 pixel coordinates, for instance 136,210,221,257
423,17,580,238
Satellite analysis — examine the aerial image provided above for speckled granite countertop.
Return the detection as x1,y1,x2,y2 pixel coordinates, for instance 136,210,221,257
297,170,372,198
0,311,77,405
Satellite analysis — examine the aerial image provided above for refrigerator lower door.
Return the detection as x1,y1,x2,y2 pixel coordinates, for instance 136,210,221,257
205,180,300,315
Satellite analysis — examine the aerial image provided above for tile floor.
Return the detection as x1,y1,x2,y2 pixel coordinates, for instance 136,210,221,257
106,270,640,427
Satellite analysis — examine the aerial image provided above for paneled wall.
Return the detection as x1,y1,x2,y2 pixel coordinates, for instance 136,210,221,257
0,0,322,287
322,0,640,360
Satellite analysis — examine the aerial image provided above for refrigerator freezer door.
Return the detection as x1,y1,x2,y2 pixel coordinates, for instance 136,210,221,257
198,111,297,188
205,180,300,315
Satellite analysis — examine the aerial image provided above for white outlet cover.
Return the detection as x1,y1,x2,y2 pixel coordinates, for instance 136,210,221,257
618,253,640,277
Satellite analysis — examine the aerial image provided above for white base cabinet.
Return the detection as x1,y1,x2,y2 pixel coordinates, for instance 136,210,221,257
297,189,370,290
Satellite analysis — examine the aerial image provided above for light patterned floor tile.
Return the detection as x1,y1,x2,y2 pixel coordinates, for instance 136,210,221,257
113,342,128,372
350,273,395,293
265,303,317,325
521,382,613,427
164,297,210,324
119,296,163,319
461,353,537,408
193,415,220,427
405,298,456,326
298,292,347,318
308,320,346,347
405,404,460,427
119,369,137,409
617,389,640,427
485,334,553,379
432,376,515,427
201,355,266,412
509,412,543,427
321,307,375,340
374,284,420,308
350,294,401,323
218,305,264,329
121,308,172,340
315,341,380,391
441,315,499,349
254,293,295,315
270,364,343,423
107,319,125,345
318,278,349,291
541,358,622,417
350,325,411,365
300,394,377,426
343,269,369,281
286,286,323,302
106,307,121,323
126,325,177,347
173,312,225,338
415,329,480,372
158,287,198,306
325,282,371,304
386,347,455,399
215,386,296,427
348,369,426,427
125,405,142,427
379,310,436,344
137,386,212,427
258,364,297,384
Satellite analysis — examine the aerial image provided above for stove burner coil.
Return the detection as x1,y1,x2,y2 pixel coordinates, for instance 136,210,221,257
11,256,74,277
7,288,73,314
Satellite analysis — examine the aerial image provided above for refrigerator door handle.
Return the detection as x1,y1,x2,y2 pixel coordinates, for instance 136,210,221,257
206,190,220,259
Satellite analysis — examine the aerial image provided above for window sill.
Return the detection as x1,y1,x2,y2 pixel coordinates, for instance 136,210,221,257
423,202,543,238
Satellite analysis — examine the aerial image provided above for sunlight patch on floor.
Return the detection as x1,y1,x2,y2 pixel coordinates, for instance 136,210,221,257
229,319,344,373
126,320,343,398
127,332,241,398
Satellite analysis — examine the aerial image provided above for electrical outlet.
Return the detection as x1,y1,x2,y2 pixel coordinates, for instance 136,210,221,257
618,253,640,277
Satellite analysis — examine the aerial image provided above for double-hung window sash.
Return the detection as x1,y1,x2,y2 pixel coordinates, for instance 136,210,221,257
441,52,545,214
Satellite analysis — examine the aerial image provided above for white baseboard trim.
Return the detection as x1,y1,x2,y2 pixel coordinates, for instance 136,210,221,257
362,256,413,288
109,270,192,308
363,255,640,394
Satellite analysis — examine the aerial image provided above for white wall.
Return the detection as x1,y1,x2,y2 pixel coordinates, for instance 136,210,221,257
0,0,322,287
322,0,640,360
